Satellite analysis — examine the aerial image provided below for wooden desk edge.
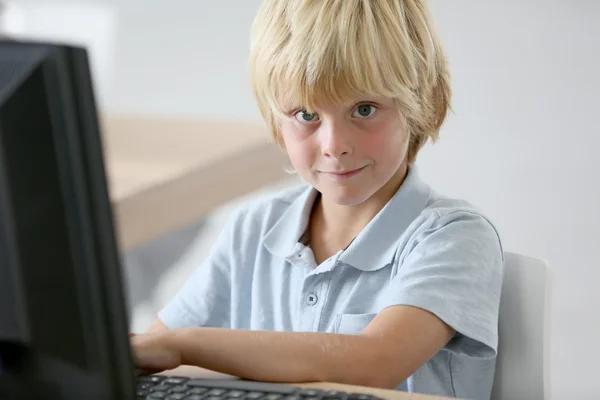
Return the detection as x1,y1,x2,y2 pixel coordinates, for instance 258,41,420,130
157,366,456,400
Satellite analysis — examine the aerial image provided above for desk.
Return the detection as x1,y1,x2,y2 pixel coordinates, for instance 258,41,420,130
159,366,457,400
102,116,288,251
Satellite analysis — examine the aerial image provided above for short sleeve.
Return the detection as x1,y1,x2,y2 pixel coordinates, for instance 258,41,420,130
157,210,240,329
382,210,504,358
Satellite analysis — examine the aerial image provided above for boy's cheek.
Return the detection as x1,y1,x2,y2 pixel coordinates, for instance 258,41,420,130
288,148,316,173
281,135,316,162
361,131,409,162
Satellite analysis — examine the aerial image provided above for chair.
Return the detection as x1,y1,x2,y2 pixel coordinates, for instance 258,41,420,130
491,252,552,400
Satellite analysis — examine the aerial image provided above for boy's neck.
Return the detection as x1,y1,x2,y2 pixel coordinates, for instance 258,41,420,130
309,164,409,256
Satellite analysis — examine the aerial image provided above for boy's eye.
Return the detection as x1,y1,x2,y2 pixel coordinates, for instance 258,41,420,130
294,110,319,123
352,104,377,118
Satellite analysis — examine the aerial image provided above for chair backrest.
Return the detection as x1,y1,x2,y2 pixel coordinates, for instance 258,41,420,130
491,252,552,400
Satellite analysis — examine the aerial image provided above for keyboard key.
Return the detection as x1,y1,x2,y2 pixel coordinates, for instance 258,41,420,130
224,390,245,398
323,391,348,400
206,388,227,396
165,394,186,400
186,388,208,395
184,396,204,400
298,389,325,397
138,376,166,384
150,383,172,392
245,392,264,399
168,385,188,393
163,377,188,385
147,392,168,399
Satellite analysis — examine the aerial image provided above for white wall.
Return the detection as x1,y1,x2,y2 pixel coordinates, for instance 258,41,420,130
417,3,600,399
108,0,261,119
13,1,600,398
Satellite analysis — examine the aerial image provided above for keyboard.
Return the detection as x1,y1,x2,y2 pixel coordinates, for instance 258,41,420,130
136,375,387,400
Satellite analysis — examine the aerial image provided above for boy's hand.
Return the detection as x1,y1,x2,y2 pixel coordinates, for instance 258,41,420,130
130,331,182,374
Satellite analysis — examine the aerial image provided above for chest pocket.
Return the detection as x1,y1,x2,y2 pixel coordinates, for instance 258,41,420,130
335,313,378,335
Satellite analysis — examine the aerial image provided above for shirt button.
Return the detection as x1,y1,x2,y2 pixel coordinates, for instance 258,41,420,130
306,293,318,306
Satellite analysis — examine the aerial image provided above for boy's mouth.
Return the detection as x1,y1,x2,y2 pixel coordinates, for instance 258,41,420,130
322,165,367,181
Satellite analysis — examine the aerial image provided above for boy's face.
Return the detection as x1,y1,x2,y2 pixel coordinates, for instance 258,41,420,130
279,97,410,206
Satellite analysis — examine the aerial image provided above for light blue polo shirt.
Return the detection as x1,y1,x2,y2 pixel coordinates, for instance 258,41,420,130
158,166,504,400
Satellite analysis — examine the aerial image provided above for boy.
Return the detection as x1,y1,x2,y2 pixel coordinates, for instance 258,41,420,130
131,1,504,399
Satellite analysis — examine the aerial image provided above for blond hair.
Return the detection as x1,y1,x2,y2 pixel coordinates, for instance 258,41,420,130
249,0,451,164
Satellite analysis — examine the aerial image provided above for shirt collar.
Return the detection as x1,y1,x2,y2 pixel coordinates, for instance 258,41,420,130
263,184,318,259
338,166,432,271
263,166,432,269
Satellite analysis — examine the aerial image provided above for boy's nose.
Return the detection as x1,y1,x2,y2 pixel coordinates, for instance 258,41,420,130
320,121,353,160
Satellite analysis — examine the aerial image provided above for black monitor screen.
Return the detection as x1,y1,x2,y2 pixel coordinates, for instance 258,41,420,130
0,40,135,400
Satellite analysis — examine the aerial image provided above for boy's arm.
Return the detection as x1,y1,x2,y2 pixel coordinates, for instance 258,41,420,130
132,305,454,389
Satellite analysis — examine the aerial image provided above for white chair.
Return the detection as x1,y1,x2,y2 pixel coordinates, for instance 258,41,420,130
491,252,552,400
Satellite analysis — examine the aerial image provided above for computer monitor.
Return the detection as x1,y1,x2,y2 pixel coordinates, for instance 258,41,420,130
0,40,135,399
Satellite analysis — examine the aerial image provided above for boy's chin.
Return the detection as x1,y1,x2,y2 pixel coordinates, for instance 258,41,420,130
319,186,376,207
